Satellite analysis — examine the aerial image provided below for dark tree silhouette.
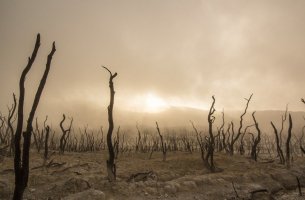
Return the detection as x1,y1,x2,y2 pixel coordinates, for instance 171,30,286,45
216,110,225,152
8,94,17,156
43,125,50,164
205,96,216,172
156,122,167,161
286,114,292,168
59,114,73,154
135,124,142,152
300,128,305,155
270,105,288,165
250,111,261,161
191,121,205,161
13,34,56,200
228,94,253,155
102,66,117,182
300,99,305,154
33,116,47,153
191,96,217,172
239,124,254,155
271,121,285,164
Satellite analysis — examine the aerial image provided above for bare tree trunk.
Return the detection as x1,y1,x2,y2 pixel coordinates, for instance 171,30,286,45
59,114,73,154
228,94,253,155
8,94,17,156
136,124,142,152
300,127,305,155
156,122,167,161
102,66,117,182
271,122,285,164
286,114,292,168
43,126,50,165
205,96,216,172
14,34,56,200
191,121,205,161
251,112,261,161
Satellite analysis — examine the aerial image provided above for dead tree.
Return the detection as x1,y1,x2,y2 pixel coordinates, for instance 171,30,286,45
205,96,216,172
135,124,142,152
14,34,56,200
33,116,48,153
250,111,261,161
228,94,253,155
102,66,117,182
300,99,305,154
239,124,254,156
191,121,205,161
59,114,73,154
191,96,217,172
156,122,167,161
271,121,285,164
222,123,232,153
217,110,225,152
43,125,50,165
0,114,5,144
286,114,292,168
8,94,17,156
300,127,305,155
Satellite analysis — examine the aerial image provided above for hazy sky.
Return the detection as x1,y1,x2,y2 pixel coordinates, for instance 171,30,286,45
1,0,305,126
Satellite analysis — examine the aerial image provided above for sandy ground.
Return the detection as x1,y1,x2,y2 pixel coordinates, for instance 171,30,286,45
1,150,305,199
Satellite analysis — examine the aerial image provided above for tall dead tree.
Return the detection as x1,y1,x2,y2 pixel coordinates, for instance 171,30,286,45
191,96,217,172
59,114,73,154
102,66,117,182
205,96,216,172
14,34,56,200
286,114,292,168
228,94,253,155
250,111,261,161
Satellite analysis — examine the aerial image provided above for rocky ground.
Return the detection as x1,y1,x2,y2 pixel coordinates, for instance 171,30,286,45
1,150,305,199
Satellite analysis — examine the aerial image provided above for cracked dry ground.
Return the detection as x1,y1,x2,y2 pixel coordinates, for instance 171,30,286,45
1,151,305,200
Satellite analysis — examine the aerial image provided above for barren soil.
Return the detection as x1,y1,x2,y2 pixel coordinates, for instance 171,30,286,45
1,151,305,199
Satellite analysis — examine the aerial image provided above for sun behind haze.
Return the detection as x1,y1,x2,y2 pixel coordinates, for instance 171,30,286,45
0,0,305,127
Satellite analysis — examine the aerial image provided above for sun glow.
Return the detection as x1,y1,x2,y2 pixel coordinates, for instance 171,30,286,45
144,93,169,113
125,92,209,113
125,92,169,113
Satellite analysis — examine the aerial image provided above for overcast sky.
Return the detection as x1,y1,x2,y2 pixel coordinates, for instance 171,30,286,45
1,0,305,126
